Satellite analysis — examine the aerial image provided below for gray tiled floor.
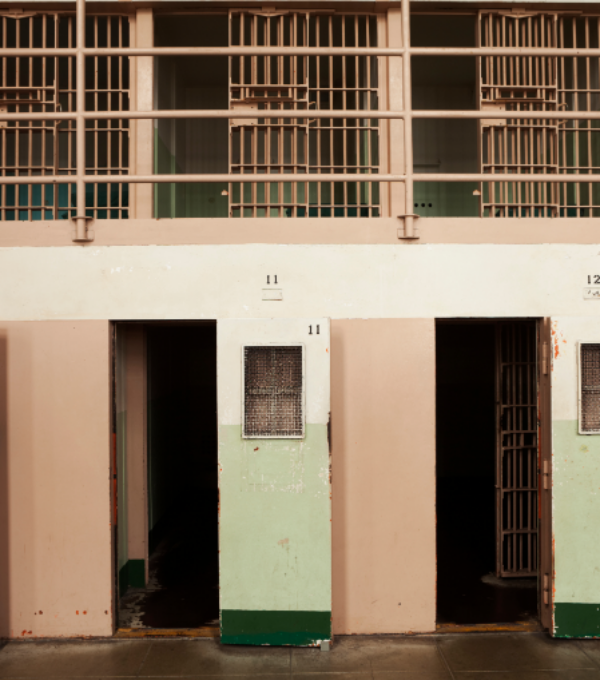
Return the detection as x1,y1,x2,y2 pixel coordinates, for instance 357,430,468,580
0,634,599,679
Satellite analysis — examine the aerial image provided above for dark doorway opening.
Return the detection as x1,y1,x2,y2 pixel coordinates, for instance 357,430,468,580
118,323,218,630
436,320,538,626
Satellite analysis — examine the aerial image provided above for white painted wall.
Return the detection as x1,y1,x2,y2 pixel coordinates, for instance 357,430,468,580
1,244,600,321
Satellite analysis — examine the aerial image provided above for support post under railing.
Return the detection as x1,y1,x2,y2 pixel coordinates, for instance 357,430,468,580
73,0,91,242
400,0,417,240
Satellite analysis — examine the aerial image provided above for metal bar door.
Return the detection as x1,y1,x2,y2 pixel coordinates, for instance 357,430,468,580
496,321,538,577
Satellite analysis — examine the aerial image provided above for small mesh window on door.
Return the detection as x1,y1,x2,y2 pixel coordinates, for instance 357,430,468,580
243,345,304,438
580,343,600,434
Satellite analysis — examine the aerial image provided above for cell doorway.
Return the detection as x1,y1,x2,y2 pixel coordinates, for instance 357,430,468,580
113,322,218,632
436,320,541,628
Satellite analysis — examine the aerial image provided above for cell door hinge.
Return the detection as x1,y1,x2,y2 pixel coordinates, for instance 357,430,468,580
542,341,549,375
542,460,551,490
543,573,550,605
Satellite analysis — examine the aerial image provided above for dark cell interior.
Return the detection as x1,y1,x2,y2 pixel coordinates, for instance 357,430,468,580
435,322,538,625
154,16,229,218
411,15,479,217
119,323,219,629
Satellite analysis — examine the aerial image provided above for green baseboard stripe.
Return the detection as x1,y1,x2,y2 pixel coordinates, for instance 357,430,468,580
554,603,600,638
220,609,331,646
118,559,146,597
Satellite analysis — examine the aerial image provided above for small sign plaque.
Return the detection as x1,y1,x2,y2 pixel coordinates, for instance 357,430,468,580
262,289,283,301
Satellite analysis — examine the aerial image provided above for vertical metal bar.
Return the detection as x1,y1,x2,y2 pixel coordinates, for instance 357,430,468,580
495,323,503,577
15,15,21,219
27,17,33,220
574,18,581,214
41,16,48,213
75,0,87,239
52,14,59,219
68,15,73,215
1,17,5,220
401,0,413,236
586,17,592,212
94,16,98,219
328,16,333,217
228,9,233,216
510,325,516,573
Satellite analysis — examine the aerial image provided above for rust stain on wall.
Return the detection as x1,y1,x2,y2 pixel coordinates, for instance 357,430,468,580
551,322,567,362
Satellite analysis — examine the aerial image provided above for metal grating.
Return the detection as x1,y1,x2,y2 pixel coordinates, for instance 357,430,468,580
229,11,380,218
243,345,304,438
557,16,600,217
580,343,600,433
0,13,130,221
479,11,600,218
479,12,559,218
496,321,538,577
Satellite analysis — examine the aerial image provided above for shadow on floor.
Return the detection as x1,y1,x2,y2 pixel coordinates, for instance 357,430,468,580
119,493,219,629
437,480,537,625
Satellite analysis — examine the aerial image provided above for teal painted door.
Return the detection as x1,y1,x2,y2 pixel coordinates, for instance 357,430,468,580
217,319,331,646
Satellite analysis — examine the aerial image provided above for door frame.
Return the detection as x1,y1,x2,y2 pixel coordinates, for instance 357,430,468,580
538,317,553,630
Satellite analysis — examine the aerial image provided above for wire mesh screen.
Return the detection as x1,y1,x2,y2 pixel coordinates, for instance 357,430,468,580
581,343,600,433
243,345,304,438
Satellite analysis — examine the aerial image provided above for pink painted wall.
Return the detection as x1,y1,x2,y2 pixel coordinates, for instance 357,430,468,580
0,322,112,638
331,319,436,634
124,326,148,569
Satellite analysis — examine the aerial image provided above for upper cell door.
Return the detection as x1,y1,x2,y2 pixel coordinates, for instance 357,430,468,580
217,318,331,646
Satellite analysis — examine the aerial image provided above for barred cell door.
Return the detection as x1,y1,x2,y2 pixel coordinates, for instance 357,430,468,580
478,11,559,218
495,321,538,577
228,10,381,218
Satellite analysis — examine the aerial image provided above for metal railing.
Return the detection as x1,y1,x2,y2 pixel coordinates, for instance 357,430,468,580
3,0,600,239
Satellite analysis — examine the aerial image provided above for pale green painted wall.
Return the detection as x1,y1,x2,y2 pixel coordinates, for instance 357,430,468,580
553,419,600,605
219,424,331,612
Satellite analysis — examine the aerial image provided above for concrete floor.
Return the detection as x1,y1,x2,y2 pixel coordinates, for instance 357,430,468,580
1,633,600,679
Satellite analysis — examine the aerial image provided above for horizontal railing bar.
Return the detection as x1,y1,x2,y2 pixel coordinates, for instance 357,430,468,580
4,109,600,122
4,173,600,184
87,46,600,57
415,111,600,120
98,174,403,183
0,110,388,121
0,113,77,121
413,174,600,182
0,174,401,184
0,48,78,57
2,46,404,57
89,46,401,56
412,47,600,57
0,177,73,184
6,46,600,58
